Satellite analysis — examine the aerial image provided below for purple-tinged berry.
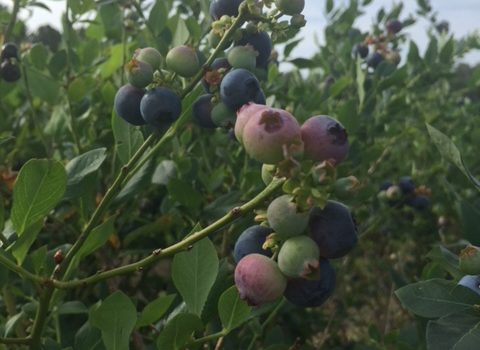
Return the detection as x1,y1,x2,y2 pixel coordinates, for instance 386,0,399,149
234,254,287,306
242,107,304,164
386,19,403,34
301,116,349,165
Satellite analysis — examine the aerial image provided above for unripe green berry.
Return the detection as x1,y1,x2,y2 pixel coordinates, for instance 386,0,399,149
166,45,200,78
227,45,257,71
459,245,480,275
134,47,162,70
275,0,305,16
211,102,236,127
125,59,153,88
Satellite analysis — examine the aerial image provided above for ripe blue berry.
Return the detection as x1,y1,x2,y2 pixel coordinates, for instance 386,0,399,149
236,31,272,68
1,42,19,60
398,176,415,195
210,0,243,20
140,87,182,129
457,275,480,297
309,201,357,259
192,94,216,129
367,52,383,68
114,84,146,126
284,258,336,307
386,19,403,34
233,225,273,263
352,44,369,59
220,68,262,110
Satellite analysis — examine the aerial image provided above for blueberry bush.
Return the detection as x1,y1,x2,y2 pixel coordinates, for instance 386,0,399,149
0,0,479,349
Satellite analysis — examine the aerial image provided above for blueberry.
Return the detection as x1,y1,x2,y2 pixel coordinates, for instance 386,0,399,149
114,84,146,126
210,0,243,20
202,57,231,93
192,94,216,129
0,60,21,83
211,102,236,127
236,31,272,69
220,68,262,110
309,201,358,259
134,47,162,71
457,275,480,297
406,195,430,211
278,236,320,278
234,254,287,306
459,246,480,276
379,180,393,191
1,42,19,60
233,225,273,264
398,176,415,195
274,0,305,16
242,107,304,164
352,44,369,59
166,45,200,78
366,52,383,69
267,195,309,238
140,87,182,129
284,258,336,307
301,116,349,165
386,19,403,34
125,59,153,88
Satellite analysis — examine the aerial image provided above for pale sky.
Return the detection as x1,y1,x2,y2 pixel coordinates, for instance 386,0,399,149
1,0,479,65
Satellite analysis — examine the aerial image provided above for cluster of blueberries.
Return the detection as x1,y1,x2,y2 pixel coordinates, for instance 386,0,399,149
352,18,403,69
114,0,305,132
378,176,431,211
233,199,357,307
0,42,21,83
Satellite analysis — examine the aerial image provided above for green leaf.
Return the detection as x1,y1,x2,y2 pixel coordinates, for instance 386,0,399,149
29,43,49,70
426,310,480,350
24,67,60,104
458,200,480,246
57,301,88,315
75,321,105,350
426,245,461,278
10,220,43,264
75,216,116,262
172,238,219,316
112,111,144,164
330,76,352,98
66,148,107,187
90,291,137,350
152,160,176,185
395,279,479,318
156,313,203,350
218,286,251,332
0,194,4,234
148,1,168,36
115,160,154,202
137,294,176,328
11,159,67,235
167,178,202,210
172,17,189,46
100,43,131,79
426,124,480,190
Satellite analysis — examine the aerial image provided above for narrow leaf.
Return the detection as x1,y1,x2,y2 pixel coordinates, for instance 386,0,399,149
218,286,251,332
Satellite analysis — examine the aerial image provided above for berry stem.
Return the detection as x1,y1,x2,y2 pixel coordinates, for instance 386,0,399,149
3,0,20,42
